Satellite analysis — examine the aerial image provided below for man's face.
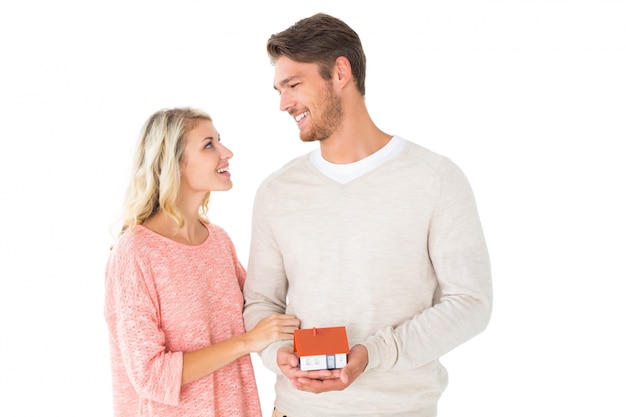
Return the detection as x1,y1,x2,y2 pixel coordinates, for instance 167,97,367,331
273,56,343,142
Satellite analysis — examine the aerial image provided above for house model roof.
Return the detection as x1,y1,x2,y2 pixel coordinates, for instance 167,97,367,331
293,326,350,356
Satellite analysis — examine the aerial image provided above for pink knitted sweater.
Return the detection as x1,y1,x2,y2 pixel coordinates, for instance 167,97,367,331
104,224,261,417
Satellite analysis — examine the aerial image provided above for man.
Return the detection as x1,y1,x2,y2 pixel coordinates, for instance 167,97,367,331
243,13,492,417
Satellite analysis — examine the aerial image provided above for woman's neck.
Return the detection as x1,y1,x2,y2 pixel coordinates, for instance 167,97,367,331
143,210,208,246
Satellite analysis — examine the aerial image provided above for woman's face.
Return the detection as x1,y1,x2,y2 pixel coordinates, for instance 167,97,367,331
179,119,233,194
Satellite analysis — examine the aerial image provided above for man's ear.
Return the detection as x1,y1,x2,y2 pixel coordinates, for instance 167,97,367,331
334,56,352,87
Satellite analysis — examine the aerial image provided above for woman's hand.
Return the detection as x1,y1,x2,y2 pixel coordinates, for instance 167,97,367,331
244,314,300,352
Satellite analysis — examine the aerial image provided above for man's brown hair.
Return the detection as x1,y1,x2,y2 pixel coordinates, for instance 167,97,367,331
267,13,367,96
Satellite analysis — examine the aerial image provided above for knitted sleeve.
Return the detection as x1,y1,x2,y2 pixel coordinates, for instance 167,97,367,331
105,239,184,406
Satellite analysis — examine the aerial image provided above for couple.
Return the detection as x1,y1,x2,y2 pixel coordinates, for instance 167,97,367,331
104,13,492,417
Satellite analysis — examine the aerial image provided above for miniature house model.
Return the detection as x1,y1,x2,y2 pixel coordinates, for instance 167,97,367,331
293,326,350,371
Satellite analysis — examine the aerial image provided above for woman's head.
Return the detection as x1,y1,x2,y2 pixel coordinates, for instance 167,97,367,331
118,107,215,235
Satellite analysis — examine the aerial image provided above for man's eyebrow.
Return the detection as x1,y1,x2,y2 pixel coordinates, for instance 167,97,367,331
274,75,298,91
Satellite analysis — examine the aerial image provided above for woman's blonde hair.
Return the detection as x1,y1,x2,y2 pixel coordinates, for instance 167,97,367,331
115,107,213,239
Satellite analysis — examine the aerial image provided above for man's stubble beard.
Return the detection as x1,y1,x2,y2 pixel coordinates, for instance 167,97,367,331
300,82,344,143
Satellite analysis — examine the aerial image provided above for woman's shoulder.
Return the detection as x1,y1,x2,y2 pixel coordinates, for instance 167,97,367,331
109,226,155,258
205,222,231,240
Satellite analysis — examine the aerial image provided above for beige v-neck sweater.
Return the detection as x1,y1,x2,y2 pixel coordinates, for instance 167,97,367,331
243,139,492,417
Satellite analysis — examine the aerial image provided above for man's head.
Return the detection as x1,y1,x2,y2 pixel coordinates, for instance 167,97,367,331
267,13,367,97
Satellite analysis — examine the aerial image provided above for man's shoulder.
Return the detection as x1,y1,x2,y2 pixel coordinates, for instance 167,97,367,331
401,139,472,190
257,153,311,190
399,138,452,170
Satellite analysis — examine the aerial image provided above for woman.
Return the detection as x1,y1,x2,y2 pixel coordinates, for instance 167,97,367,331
104,107,299,416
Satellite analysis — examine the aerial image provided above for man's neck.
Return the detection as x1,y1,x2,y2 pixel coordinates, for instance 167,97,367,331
319,94,392,163
320,126,392,164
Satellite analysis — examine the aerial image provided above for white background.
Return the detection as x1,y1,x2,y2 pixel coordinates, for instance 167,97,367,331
1,1,624,416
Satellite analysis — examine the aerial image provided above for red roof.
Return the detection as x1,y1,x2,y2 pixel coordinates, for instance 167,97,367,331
293,326,350,356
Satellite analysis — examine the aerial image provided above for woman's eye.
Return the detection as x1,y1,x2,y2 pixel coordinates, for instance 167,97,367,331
204,137,221,149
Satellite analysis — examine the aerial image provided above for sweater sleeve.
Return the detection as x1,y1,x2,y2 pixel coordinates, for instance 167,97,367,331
243,185,292,374
363,158,493,371
105,244,184,405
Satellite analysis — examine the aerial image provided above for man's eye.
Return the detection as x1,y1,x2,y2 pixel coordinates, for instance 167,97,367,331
290,83,300,88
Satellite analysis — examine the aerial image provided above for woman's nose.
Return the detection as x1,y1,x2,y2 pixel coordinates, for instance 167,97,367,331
220,144,233,159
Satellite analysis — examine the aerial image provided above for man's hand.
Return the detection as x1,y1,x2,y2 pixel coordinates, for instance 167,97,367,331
276,346,335,381
284,344,369,394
